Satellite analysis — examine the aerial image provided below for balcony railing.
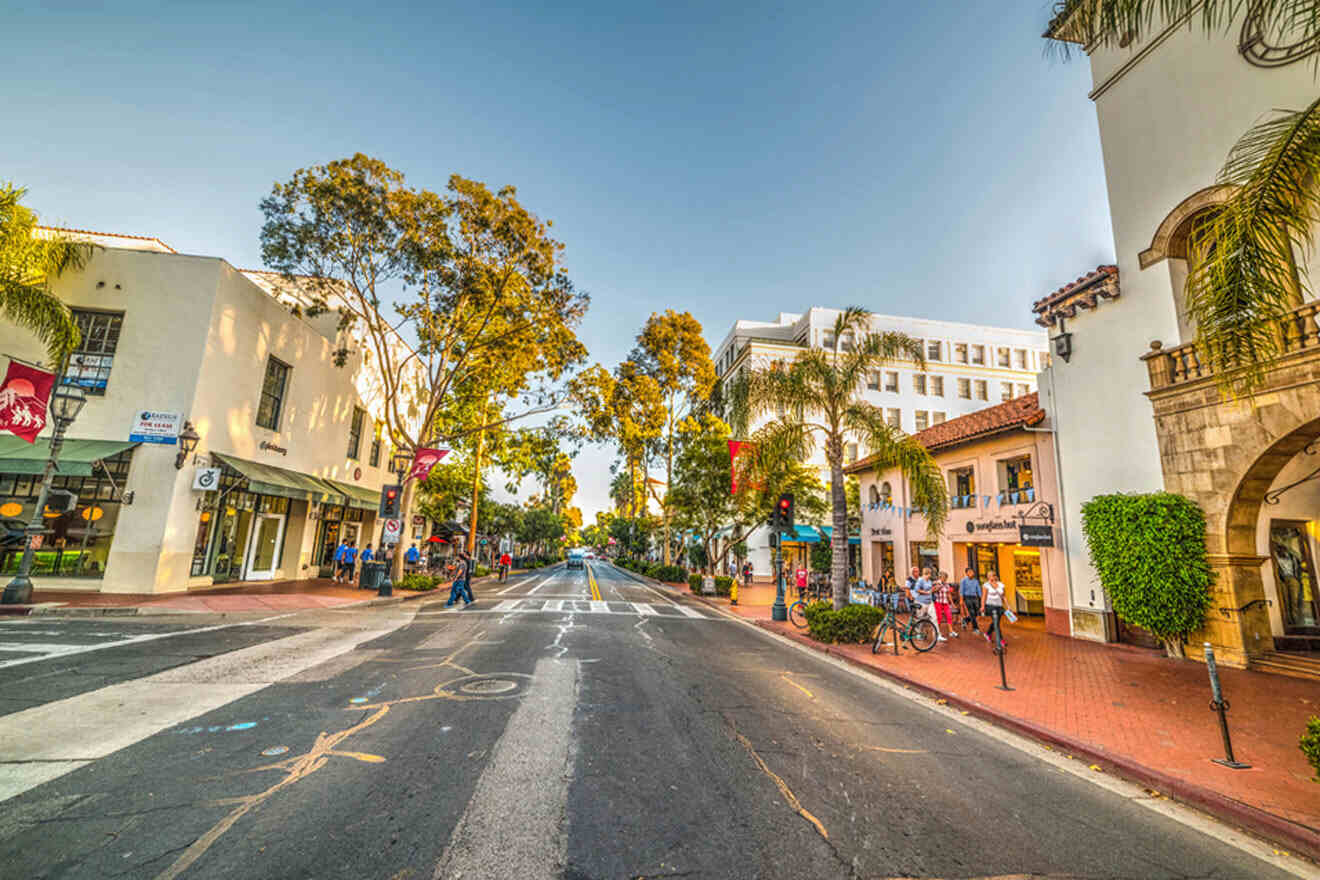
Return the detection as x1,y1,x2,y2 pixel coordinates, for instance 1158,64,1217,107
1144,301,1320,391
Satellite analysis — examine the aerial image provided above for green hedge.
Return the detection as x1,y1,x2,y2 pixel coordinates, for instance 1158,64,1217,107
714,575,734,596
1302,717,1320,783
688,573,703,591
805,601,883,644
1081,492,1213,654
399,573,439,592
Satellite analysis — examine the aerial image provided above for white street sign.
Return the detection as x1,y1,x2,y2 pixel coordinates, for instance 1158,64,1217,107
130,410,182,445
382,518,403,544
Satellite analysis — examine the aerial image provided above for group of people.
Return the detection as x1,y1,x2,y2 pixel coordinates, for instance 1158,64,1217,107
875,566,1010,647
330,539,388,586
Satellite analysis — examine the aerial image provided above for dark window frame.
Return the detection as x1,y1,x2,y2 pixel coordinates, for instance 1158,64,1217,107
256,356,290,431
62,308,125,396
347,406,365,459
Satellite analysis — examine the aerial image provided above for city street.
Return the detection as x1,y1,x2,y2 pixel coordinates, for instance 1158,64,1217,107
0,563,1306,880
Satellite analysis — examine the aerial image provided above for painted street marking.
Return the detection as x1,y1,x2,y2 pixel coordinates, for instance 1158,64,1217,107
493,600,521,612
632,602,657,615
674,604,705,619
426,599,711,620
589,600,608,614
0,642,100,654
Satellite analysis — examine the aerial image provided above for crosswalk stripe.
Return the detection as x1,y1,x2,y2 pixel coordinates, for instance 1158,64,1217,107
425,599,710,619
632,602,657,616
589,600,608,614
674,604,706,619
0,643,98,654
493,600,521,612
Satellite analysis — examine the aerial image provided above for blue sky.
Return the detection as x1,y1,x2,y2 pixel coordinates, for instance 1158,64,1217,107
3,1,1114,521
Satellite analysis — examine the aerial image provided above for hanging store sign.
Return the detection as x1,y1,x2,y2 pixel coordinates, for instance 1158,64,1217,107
193,467,222,491
409,448,449,482
129,410,181,444
965,517,1019,535
870,527,892,537
0,360,56,443
1019,524,1055,547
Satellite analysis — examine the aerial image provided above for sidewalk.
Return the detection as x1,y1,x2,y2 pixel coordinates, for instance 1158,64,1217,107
669,575,1320,860
17,577,432,615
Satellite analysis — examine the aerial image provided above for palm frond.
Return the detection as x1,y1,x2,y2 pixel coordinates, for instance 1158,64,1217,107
843,402,948,539
0,184,89,362
1047,1,1249,54
1186,93,1320,395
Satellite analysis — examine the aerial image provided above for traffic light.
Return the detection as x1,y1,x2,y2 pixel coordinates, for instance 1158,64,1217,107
379,484,401,518
774,493,795,532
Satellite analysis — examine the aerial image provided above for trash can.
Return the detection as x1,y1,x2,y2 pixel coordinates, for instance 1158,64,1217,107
360,561,388,595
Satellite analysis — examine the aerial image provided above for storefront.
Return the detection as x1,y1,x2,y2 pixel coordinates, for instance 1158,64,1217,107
0,438,138,580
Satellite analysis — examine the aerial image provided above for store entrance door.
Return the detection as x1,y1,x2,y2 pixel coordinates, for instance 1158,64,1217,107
1270,520,1320,635
244,514,286,581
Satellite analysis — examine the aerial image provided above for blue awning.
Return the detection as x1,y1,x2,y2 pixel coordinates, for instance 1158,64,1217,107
785,524,821,544
818,526,862,546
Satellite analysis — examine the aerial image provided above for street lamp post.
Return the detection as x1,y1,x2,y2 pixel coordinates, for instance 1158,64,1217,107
380,450,412,596
2,384,88,605
771,530,787,621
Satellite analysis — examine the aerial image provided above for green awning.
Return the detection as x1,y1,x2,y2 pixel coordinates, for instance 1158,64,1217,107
0,437,138,477
320,478,379,511
212,452,343,504
817,525,862,546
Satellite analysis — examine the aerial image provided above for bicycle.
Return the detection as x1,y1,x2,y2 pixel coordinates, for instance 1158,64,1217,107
788,595,810,628
872,593,938,653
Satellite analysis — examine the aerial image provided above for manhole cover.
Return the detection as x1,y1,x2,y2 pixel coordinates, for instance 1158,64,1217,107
261,746,289,757
459,679,518,695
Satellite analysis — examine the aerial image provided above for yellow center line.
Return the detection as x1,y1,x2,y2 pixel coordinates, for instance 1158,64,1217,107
780,671,815,699
587,564,602,601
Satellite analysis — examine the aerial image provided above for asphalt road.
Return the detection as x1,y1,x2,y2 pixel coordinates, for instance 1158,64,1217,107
0,563,1308,879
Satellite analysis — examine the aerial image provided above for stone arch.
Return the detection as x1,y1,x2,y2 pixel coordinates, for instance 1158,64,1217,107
1138,185,1236,270
1224,416,1320,557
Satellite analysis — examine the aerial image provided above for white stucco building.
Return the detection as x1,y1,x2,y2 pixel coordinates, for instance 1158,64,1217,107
1039,7,1320,656
712,308,1048,576
0,230,419,594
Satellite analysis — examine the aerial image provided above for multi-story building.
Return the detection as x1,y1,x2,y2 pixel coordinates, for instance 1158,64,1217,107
1041,6,1320,668
0,229,414,594
711,308,1048,575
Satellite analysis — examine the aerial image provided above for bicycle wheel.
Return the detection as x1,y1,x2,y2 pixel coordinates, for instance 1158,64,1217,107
908,617,938,652
872,620,891,654
788,601,808,629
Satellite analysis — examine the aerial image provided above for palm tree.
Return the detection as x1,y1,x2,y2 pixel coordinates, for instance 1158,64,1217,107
1048,1,1320,394
729,308,948,609
0,184,89,363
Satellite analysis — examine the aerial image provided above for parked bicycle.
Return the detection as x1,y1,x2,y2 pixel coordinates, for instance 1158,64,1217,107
872,591,938,653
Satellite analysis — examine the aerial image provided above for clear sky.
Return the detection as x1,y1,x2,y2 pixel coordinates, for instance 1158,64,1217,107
4,1,1114,522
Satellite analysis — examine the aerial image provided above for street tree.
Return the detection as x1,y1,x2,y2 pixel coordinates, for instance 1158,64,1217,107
667,413,738,574
571,361,664,518
632,310,716,566
259,155,588,577
0,184,90,363
518,504,564,557
730,308,947,608
1048,1,1320,394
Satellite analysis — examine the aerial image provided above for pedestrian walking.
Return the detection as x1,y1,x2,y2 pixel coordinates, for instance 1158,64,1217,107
332,539,351,584
912,567,941,641
498,551,512,582
342,541,360,587
360,543,374,565
933,571,956,639
445,550,475,607
742,561,753,588
959,567,982,632
794,566,808,599
404,543,420,573
983,569,1007,648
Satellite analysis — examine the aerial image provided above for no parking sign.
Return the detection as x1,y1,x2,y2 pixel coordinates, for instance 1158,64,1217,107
381,519,403,544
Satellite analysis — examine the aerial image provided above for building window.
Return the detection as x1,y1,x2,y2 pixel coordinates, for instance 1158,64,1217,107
949,466,975,506
1017,383,1030,397
255,357,289,430
1000,382,1014,402
867,372,881,391
879,481,892,503
62,309,124,395
932,411,946,424
884,371,899,393
822,332,835,349
970,344,985,365
840,332,855,352
930,375,944,397
1014,349,1028,370
1040,351,1052,369
347,407,366,459
974,380,988,401
369,422,383,467
953,343,968,364
926,340,942,361
885,408,901,429
912,374,927,395
956,378,971,399
914,410,929,431
845,442,858,464
869,484,880,505
998,455,1035,503
997,347,1011,368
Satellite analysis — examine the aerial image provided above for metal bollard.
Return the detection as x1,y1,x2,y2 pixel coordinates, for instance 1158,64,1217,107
994,611,1013,692
1204,643,1249,769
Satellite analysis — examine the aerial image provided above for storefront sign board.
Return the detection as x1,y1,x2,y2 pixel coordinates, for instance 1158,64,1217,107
193,467,221,491
129,411,182,444
1019,524,1055,547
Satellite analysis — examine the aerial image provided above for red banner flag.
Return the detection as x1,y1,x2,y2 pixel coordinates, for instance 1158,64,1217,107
728,440,747,495
409,447,449,482
0,361,56,444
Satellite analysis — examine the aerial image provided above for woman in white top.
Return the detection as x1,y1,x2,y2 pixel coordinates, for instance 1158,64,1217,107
982,570,1007,648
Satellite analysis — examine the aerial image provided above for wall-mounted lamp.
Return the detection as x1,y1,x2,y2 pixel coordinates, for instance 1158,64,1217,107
1053,330,1073,364
176,421,201,469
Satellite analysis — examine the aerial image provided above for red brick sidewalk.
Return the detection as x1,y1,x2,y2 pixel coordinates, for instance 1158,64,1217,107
669,577,1320,858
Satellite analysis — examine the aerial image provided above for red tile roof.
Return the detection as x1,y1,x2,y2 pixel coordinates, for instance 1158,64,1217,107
1031,265,1117,313
845,393,1045,473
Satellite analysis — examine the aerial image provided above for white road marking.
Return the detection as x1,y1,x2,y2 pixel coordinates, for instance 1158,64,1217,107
497,574,542,595
493,600,521,612
0,643,99,654
417,599,713,620
433,658,578,879
632,602,657,616
0,618,410,803
0,611,302,671
589,600,609,614
528,573,559,594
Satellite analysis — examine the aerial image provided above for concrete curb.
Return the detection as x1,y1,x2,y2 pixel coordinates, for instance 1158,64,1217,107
604,564,1320,863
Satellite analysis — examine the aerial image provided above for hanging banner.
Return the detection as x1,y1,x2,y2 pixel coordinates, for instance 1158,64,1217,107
409,447,449,482
0,360,56,443
728,440,746,495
